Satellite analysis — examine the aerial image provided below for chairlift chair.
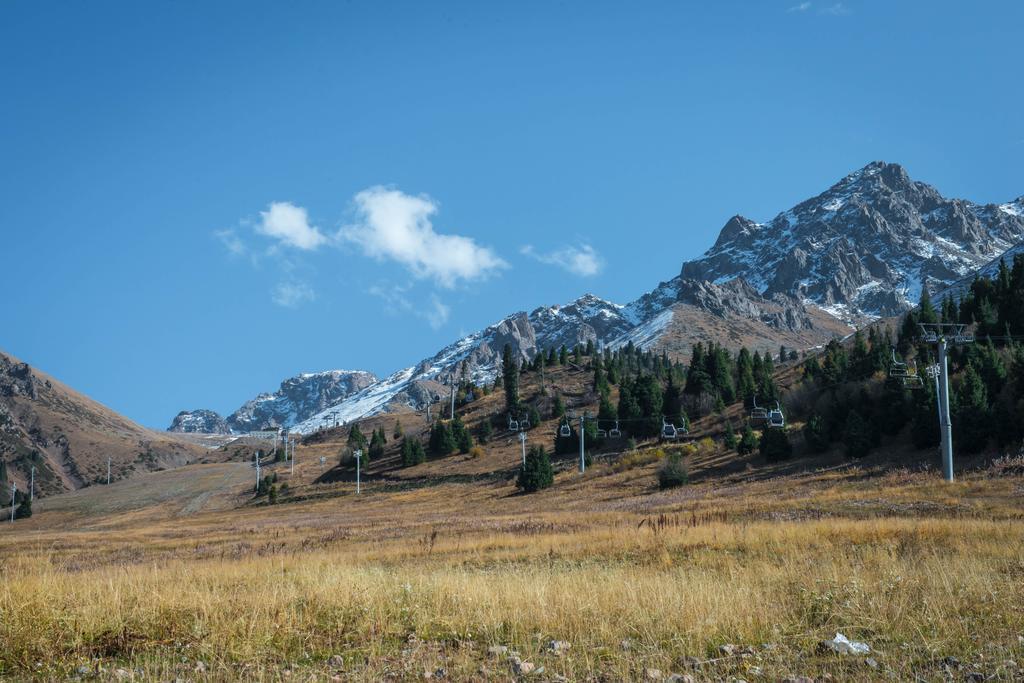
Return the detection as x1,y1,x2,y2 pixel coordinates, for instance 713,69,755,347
767,402,785,428
750,397,768,421
889,348,909,378
661,418,678,440
519,415,531,430
596,428,608,438
558,420,572,438
609,420,622,439
507,414,519,431
922,330,939,343
903,360,924,388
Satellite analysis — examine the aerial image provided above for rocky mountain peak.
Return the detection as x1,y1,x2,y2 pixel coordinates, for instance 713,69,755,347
168,409,230,434
682,163,1024,318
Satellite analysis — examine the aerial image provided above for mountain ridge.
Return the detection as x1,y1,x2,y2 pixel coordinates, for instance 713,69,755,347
170,161,1023,434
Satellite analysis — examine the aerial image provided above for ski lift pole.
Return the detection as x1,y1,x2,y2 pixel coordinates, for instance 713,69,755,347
579,415,586,474
9,483,15,522
519,431,527,466
938,338,954,482
354,449,362,495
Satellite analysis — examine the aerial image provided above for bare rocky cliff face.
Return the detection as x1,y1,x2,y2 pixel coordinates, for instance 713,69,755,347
167,409,231,434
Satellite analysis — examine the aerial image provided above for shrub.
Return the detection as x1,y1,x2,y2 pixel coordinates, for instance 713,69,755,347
657,450,688,489
517,445,554,493
613,448,663,472
468,445,486,459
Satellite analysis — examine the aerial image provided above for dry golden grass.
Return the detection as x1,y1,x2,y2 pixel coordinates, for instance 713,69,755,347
2,453,1023,681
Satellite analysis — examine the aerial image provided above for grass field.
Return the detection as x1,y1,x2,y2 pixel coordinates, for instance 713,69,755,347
2,437,1023,681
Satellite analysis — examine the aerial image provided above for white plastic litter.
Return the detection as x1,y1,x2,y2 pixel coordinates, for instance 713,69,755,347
822,632,871,655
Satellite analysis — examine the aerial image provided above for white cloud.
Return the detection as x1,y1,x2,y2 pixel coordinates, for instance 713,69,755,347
520,243,604,277
819,2,850,15
272,281,316,308
788,2,811,11
340,186,507,288
215,228,247,256
425,295,450,330
368,283,451,330
257,201,328,250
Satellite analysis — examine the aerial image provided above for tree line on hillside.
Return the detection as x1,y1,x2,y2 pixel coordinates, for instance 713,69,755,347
799,254,1024,460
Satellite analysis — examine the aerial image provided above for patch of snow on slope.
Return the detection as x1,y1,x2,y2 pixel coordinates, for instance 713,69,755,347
608,308,674,351
1000,199,1024,218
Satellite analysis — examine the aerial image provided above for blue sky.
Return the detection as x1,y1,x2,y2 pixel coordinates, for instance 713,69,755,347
1,1,1021,428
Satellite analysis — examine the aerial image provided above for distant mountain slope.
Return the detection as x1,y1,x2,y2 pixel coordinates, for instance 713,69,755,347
170,370,377,434
681,162,1024,319
0,350,207,497
173,162,1021,434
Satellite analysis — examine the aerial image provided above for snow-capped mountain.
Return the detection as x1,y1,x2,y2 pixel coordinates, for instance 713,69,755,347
169,370,376,434
172,162,1023,434
168,409,231,434
292,312,540,433
681,162,1024,320
528,293,633,351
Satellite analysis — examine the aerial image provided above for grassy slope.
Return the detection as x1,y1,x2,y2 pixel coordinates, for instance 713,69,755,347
1,362,1022,681
0,349,214,496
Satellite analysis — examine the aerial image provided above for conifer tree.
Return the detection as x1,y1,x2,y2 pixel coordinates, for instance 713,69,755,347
759,427,793,462
347,424,368,452
955,363,990,454
518,444,554,492
842,410,873,459
428,421,456,457
559,345,568,365
723,421,738,450
737,425,758,455
501,344,520,411
393,419,403,441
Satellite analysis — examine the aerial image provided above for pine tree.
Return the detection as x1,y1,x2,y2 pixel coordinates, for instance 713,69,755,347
955,363,990,454
759,427,793,462
347,424,368,452
502,344,520,412
478,419,493,444
585,339,595,356
428,421,456,457
393,419,403,441
559,345,568,365
14,497,31,519
526,404,541,431
723,421,738,450
737,425,758,455
919,288,938,324
368,427,386,461
842,410,874,459
803,413,830,453
736,347,755,404
552,394,566,419
910,380,940,449
517,445,554,493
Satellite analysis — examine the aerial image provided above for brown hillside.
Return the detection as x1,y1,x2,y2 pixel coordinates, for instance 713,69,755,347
0,349,214,498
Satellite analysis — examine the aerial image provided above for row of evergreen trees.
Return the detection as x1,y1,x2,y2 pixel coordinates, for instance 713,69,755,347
800,254,1024,460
